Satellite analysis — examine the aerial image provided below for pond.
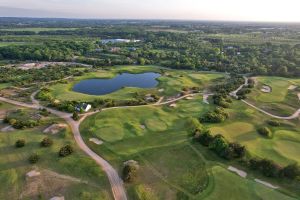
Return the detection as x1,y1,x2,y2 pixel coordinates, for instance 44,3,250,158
73,72,161,95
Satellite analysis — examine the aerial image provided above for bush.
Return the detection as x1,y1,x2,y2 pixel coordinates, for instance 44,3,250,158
28,153,40,164
72,112,80,121
122,160,139,182
200,107,229,123
280,164,300,179
59,145,73,157
15,139,25,148
259,159,281,177
198,130,214,146
267,120,281,127
41,137,53,147
257,127,272,138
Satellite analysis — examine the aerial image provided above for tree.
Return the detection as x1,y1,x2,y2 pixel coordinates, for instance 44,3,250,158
198,130,214,146
280,164,300,179
122,160,140,183
15,139,25,148
257,127,272,138
41,137,53,147
59,145,74,157
28,153,40,164
72,112,80,121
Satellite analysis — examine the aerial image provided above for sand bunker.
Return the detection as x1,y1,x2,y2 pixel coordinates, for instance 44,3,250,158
261,85,271,93
49,197,65,200
140,124,146,129
255,179,279,189
298,93,300,101
185,96,193,100
228,166,247,178
158,88,164,92
288,85,297,90
89,138,103,145
1,125,15,132
43,124,67,135
203,93,213,104
169,103,177,108
26,170,41,178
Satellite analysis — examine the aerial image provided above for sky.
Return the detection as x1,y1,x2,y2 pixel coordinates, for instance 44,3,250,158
0,0,300,22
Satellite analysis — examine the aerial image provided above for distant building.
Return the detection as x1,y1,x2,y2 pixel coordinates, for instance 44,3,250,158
75,103,92,112
100,39,141,44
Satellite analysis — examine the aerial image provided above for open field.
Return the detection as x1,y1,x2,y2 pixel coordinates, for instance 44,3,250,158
0,27,78,33
80,92,299,199
247,76,300,116
0,107,112,199
209,100,300,165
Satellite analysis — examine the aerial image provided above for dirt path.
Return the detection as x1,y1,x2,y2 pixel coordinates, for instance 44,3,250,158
1,91,201,200
229,77,300,119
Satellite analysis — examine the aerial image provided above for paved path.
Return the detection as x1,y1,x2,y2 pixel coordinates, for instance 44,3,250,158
229,77,300,119
1,91,201,200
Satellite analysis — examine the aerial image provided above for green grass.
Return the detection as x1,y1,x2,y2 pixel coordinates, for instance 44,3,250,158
0,109,112,199
201,166,296,200
208,101,300,165
0,27,78,33
48,65,224,102
247,76,300,116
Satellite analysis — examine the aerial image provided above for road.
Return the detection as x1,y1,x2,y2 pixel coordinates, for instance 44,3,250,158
0,95,127,200
0,91,201,200
230,77,300,119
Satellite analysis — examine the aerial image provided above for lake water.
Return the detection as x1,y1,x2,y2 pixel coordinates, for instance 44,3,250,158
73,72,160,95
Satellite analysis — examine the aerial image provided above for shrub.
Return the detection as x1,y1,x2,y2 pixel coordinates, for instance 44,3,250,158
41,137,53,147
15,139,25,148
259,159,281,177
257,127,272,138
72,112,80,121
59,145,73,157
198,130,214,146
267,120,281,127
122,160,139,182
229,142,246,158
280,164,300,179
200,107,229,123
28,153,40,164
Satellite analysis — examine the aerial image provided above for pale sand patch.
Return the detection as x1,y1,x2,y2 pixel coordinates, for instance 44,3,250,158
49,197,64,200
185,96,193,100
140,124,146,129
26,170,41,178
298,93,300,101
261,85,271,93
89,138,103,145
43,124,67,135
169,103,177,108
288,85,297,90
1,125,15,132
158,88,164,92
255,179,279,189
228,166,247,178
203,93,213,104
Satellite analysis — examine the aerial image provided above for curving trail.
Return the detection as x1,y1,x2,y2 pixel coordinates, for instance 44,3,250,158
0,91,200,200
230,76,300,120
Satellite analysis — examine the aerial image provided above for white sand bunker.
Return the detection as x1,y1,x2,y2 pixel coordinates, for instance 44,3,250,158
1,125,15,132
89,138,103,145
288,85,297,90
203,93,213,104
140,124,146,129
261,85,271,93
255,179,279,189
228,166,247,178
26,170,41,178
186,96,193,100
169,103,177,108
49,196,65,200
158,88,164,92
43,124,67,135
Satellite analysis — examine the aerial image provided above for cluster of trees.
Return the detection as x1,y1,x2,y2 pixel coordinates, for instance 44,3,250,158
4,110,41,129
248,158,300,179
195,130,245,160
200,107,229,123
194,124,300,180
0,41,94,61
59,145,74,157
0,65,82,86
1,22,300,77
212,94,232,108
